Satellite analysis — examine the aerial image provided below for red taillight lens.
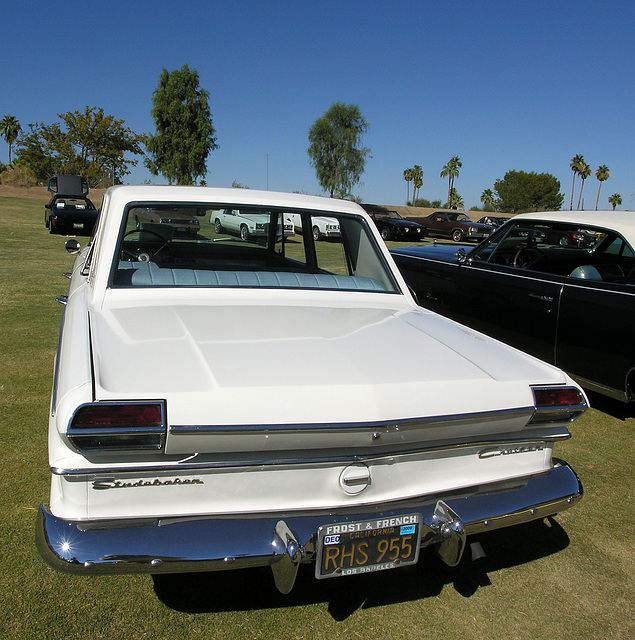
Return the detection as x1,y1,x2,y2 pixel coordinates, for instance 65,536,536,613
533,387,586,408
530,387,587,424
72,403,163,428
68,402,166,453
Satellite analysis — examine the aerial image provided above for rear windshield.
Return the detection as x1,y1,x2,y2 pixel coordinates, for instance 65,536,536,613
110,203,399,293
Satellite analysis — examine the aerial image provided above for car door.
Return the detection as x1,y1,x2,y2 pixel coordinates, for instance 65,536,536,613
440,259,562,363
429,213,450,237
555,234,635,400
394,244,561,363
557,279,635,400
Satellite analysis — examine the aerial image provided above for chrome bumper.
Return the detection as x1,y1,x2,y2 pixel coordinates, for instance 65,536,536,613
36,462,582,593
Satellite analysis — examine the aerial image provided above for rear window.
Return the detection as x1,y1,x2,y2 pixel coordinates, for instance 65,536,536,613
111,204,399,293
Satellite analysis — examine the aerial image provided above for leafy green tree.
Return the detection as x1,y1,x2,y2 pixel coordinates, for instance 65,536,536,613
307,103,370,198
15,108,143,186
594,165,610,210
403,167,414,203
145,65,218,185
569,154,584,210
494,170,564,213
608,193,622,211
0,114,22,164
413,198,442,208
440,156,461,208
576,161,592,210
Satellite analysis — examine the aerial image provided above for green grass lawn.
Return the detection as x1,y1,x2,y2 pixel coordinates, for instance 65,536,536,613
0,193,633,640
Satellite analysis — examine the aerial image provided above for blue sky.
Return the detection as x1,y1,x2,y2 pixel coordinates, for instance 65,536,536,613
1,0,633,209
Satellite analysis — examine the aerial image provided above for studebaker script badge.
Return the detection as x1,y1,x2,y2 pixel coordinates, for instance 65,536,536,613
92,477,204,490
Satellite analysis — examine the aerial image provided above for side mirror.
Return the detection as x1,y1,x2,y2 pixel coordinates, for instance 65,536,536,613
456,248,468,264
65,239,81,254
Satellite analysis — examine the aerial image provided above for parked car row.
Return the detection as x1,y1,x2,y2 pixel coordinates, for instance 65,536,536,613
37,186,587,595
392,210,635,403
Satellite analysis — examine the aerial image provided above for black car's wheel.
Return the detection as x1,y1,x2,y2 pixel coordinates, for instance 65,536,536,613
452,229,464,242
240,224,250,242
49,219,57,234
381,226,392,241
214,219,223,234
312,225,322,241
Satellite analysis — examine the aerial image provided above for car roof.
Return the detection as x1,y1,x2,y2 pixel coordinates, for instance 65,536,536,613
105,185,365,215
511,211,635,244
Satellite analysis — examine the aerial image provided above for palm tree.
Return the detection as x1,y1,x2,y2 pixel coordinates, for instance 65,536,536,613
569,154,584,210
608,193,622,211
440,156,461,207
411,165,423,203
0,114,22,165
594,165,610,210
448,188,464,210
403,168,414,203
576,161,592,210
481,188,495,209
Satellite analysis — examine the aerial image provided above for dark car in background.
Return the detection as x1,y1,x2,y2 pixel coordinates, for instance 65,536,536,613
408,211,494,242
44,175,99,235
477,216,511,228
391,211,635,402
132,206,201,238
361,205,426,241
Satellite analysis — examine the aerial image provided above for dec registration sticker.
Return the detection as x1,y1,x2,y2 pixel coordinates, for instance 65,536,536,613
315,514,422,579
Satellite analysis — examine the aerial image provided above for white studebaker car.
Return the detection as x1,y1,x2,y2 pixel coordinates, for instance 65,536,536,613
37,186,587,594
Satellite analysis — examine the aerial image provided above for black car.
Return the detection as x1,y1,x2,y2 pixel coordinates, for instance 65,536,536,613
477,216,511,228
361,205,426,241
392,211,635,403
44,175,99,235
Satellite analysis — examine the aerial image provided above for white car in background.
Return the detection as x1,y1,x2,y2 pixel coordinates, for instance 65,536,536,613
289,212,341,240
213,207,294,241
37,186,586,594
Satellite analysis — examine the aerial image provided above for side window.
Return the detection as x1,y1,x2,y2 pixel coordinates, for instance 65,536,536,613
603,236,635,258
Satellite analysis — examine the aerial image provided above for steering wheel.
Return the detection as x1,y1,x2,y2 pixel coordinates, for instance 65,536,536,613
122,229,171,262
513,247,543,269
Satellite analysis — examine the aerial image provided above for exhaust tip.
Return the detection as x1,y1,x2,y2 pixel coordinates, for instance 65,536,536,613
470,541,486,562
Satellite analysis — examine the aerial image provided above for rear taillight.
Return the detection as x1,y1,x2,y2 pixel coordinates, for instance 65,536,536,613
67,402,166,452
529,386,588,424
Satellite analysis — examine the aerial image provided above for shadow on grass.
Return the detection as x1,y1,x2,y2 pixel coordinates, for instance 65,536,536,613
585,391,635,421
152,517,570,620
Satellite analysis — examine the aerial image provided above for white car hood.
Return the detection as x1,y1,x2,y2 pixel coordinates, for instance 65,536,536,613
89,301,567,426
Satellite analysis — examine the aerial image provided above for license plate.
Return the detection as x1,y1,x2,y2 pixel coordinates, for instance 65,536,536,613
315,514,422,579
177,227,186,232
73,223,84,229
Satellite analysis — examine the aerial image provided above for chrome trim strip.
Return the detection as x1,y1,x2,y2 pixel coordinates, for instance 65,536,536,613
51,428,571,476
36,462,583,577
168,406,536,435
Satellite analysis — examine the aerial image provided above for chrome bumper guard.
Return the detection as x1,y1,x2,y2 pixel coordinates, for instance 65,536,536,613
36,462,582,594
